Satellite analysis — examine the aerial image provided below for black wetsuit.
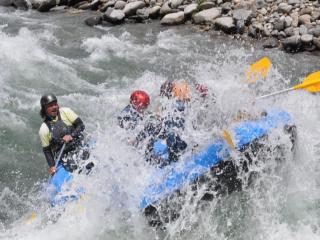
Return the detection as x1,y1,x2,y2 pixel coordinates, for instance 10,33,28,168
42,113,90,172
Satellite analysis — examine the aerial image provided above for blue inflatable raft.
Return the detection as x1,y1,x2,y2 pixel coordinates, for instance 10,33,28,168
139,108,294,211
47,165,84,206
47,139,96,206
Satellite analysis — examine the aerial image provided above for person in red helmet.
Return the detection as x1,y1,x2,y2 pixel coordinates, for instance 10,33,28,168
130,90,150,112
118,90,151,130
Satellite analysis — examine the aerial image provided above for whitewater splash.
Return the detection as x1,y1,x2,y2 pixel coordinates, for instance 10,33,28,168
0,6,320,240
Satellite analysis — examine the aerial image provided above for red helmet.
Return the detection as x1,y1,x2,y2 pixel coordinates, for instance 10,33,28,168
130,90,150,111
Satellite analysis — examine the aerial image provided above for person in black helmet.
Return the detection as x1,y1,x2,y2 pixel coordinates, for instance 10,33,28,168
38,94,91,175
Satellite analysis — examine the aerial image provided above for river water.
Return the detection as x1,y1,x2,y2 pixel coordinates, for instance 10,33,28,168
0,6,319,240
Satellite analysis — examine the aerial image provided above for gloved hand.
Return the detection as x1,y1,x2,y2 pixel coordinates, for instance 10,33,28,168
63,135,73,143
48,166,56,175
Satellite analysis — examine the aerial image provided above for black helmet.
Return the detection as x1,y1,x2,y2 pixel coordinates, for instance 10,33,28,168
40,94,57,108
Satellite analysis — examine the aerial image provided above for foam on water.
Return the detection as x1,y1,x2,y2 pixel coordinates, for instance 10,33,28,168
0,8,319,240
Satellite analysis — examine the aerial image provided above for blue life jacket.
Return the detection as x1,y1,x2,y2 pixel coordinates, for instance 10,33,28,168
117,104,143,130
152,132,187,167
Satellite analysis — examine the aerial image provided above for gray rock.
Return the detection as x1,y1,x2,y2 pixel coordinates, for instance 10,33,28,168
278,3,292,14
271,29,278,36
301,34,313,43
284,16,292,28
284,26,294,36
192,8,221,24
149,0,156,7
291,11,299,27
114,0,126,9
247,21,264,38
299,7,312,15
264,22,273,31
298,14,311,26
233,9,252,24
299,24,308,35
184,3,197,17
215,16,236,33
12,0,28,9
99,1,115,12
263,24,271,36
311,10,320,21
273,19,285,31
161,11,185,25
198,2,215,11
84,15,102,26
236,20,245,33
248,25,258,38
271,12,279,19
148,5,161,18
278,31,286,39
160,2,179,16
177,5,184,12
308,26,320,37
221,2,231,14
255,0,266,9
37,0,56,12
288,0,300,5
104,8,125,23
313,37,320,49
259,8,267,15
282,35,301,51
136,8,149,17
123,1,145,17
30,0,41,8
130,8,149,22
252,21,264,31
304,44,316,52
169,0,183,9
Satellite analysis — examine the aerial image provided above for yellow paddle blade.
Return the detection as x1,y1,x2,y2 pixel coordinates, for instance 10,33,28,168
223,129,236,150
245,57,272,83
294,71,320,92
25,212,37,225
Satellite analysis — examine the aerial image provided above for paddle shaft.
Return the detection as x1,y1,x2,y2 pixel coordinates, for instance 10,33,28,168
257,70,320,99
54,143,66,168
257,87,295,99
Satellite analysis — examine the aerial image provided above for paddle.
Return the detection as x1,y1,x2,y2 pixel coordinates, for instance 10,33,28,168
245,57,272,83
257,71,320,99
223,71,320,150
54,142,66,169
222,57,273,149
25,143,66,225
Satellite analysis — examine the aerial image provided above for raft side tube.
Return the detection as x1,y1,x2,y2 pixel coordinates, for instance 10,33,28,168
140,109,293,210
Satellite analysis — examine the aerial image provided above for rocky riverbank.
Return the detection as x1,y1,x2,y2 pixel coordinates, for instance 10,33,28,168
1,0,320,52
